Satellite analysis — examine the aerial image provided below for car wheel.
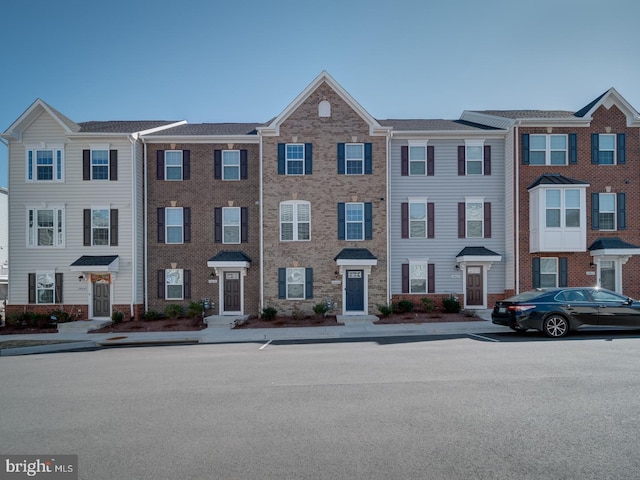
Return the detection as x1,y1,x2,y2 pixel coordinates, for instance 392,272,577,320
543,315,569,338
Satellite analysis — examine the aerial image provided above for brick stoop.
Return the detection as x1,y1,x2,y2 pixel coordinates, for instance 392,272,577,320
205,315,249,329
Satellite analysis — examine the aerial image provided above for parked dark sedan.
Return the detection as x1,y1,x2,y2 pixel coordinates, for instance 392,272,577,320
492,287,640,337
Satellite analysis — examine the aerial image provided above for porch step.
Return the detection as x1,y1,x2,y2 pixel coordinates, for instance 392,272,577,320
337,315,378,326
205,315,249,329
57,319,112,333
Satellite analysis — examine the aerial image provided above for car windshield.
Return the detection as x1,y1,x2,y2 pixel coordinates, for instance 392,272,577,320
503,290,547,302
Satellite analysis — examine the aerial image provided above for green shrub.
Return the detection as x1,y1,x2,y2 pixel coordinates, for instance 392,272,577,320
143,310,161,321
291,307,306,321
165,304,183,320
377,304,393,317
50,309,72,323
442,295,461,313
261,306,277,321
187,301,204,318
396,299,414,313
111,311,125,323
312,301,330,316
421,297,435,313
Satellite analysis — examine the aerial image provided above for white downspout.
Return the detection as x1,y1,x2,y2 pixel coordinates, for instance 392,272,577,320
386,132,391,304
515,122,520,294
143,140,149,311
258,133,264,313
130,135,136,319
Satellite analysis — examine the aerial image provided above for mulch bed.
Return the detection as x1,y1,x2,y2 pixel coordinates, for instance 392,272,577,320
1,310,483,334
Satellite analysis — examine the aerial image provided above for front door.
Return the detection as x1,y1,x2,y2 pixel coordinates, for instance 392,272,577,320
345,270,364,312
600,260,616,292
466,266,483,306
93,282,110,317
224,272,241,312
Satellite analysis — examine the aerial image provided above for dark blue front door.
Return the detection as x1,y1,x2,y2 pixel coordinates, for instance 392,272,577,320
346,270,364,311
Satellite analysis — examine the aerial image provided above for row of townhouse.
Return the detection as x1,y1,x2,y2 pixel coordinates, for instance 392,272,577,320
2,72,640,321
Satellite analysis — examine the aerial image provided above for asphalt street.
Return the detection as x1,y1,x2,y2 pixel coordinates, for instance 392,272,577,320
1,333,640,479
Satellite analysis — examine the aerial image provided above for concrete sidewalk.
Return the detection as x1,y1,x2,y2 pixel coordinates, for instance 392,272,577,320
0,310,509,356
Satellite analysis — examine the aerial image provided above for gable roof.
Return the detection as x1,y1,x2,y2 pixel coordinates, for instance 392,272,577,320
2,98,81,139
258,71,390,137
573,87,640,126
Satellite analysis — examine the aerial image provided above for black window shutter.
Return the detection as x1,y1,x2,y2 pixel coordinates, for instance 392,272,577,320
214,207,222,243
427,203,435,238
457,146,465,175
337,143,345,174
183,150,190,180
364,143,372,174
427,146,434,176
241,207,248,243
184,270,191,299
304,143,313,175
337,203,345,240
617,192,626,230
458,203,465,238
559,258,568,288
240,150,248,179
569,134,577,164
183,207,191,243
55,273,63,303
617,133,626,164
427,264,435,293
401,203,409,238
157,270,165,299
305,268,313,299
400,146,408,176
591,134,599,164
364,203,373,240
521,134,530,165
157,207,165,243
214,150,222,179
83,209,91,246
277,143,285,175
483,145,491,175
401,264,409,293
110,150,118,181
532,258,541,289
28,273,36,304
278,268,286,299
110,209,118,246
484,202,492,238
83,150,90,181
157,150,165,179
591,193,600,230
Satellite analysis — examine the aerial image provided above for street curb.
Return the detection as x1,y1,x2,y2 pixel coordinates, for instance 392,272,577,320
0,341,98,356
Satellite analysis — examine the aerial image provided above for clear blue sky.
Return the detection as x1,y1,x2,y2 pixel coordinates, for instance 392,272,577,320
2,0,639,188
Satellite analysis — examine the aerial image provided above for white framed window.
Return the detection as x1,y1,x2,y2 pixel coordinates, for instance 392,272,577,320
91,209,110,245
280,201,310,241
26,147,64,182
598,193,616,231
223,207,241,244
286,144,305,175
540,258,558,288
466,201,483,238
345,143,364,175
286,267,305,299
91,150,109,180
27,207,64,247
165,150,183,180
409,143,427,175
529,135,567,165
409,261,428,294
546,189,580,228
36,271,55,304
165,269,184,300
465,141,484,175
598,134,616,165
222,150,240,180
346,203,364,241
165,207,184,244
409,200,427,238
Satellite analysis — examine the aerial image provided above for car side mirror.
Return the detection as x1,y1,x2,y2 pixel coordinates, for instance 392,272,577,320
626,297,634,305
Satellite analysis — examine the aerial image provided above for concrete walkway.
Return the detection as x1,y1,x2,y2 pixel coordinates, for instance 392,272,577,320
0,310,508,356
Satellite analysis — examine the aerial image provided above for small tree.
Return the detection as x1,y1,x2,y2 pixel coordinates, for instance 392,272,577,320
421,297,435,313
